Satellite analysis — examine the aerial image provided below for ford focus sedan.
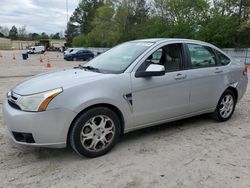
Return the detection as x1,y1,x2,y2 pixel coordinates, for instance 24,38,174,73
3,39,248,157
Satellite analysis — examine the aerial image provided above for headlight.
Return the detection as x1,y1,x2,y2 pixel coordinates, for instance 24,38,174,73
15,88,63,112
7,91,11,98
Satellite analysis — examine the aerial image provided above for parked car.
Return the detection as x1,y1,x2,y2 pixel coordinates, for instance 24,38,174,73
64,48,84,55
64,49,94,61
27,46,45,54
64,48,74,55
3,39,248,158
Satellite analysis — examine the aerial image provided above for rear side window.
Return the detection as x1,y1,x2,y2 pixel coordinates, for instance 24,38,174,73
187,44,216,68
215,50,231,66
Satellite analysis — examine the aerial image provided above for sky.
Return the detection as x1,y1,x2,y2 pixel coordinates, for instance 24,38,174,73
0,0,79,34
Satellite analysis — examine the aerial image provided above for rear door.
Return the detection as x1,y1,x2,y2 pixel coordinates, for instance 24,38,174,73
130,43,190,127
77,50,84,59
184,43,226,112
85,51,92,59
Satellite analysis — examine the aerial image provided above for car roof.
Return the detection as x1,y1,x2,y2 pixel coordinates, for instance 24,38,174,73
131,38,212,46
130,38,226,56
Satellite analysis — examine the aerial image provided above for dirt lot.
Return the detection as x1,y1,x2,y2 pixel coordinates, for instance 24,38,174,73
0,50,250,188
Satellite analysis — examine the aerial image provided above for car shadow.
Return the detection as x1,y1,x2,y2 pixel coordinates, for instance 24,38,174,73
120,114,213,143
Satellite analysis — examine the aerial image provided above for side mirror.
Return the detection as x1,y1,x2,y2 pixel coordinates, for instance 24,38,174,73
135,64,165,78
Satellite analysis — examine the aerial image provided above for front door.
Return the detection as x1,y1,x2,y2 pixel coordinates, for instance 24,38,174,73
130,43,190,127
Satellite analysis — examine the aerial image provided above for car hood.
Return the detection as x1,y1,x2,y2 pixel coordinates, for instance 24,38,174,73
13,68,109,95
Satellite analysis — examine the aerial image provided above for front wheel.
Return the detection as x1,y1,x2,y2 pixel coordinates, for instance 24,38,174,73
212,90,236,122
86,56,93,61
70,107,121,158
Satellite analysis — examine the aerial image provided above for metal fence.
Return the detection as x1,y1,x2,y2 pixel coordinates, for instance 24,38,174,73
222,48,250,65
86,47,109,56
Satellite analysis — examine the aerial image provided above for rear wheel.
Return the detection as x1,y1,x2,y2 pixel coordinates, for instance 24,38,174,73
212,90,236,122
70,107,121,158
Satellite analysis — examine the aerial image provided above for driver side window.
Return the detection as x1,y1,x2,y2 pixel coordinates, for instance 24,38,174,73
138,43,183,72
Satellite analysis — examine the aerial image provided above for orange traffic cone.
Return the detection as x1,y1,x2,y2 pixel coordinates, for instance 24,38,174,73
12,53,16,60
0,52,3,58
47,59,51,68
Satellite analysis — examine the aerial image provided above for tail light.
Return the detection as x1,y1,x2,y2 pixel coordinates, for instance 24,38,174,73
243,64,248,75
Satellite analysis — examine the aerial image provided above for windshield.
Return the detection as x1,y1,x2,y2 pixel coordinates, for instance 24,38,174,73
81,41,154,73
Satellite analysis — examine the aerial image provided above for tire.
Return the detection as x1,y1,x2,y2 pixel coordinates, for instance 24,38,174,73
70,107,121,158
86,57,93,61
211,89,236,122
73,57,77,61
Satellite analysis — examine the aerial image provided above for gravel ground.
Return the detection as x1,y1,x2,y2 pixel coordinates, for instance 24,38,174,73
0,50,250,188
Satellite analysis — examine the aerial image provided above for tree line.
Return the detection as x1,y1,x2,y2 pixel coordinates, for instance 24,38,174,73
65,0,250,48
0,25,62,40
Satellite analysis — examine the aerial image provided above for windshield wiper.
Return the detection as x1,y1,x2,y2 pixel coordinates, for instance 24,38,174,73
80,65,100,72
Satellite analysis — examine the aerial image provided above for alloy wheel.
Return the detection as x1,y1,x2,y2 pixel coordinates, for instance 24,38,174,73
219,94,234,119
80,115,115,152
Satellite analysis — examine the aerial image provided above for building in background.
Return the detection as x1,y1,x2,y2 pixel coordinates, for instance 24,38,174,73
0,37,11,50
0,37,66,50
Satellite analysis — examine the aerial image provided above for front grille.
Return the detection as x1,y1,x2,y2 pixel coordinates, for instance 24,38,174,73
12,132,35,143
8,100,21,110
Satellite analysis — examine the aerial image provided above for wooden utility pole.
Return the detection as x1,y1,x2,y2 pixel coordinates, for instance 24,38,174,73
66,0,69,23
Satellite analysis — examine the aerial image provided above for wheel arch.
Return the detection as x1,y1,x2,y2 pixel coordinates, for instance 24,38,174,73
226,86,238,102
66,103,125,145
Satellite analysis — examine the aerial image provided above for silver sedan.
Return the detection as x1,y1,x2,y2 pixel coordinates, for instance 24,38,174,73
3,39,248,157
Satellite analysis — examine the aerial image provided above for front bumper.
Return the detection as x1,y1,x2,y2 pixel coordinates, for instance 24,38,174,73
3,100,77,148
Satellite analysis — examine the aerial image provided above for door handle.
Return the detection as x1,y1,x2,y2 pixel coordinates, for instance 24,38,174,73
174,73,187,80
214,68,223,73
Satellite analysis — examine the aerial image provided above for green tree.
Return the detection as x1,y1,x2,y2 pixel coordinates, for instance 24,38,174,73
197,15,238,47
72,34,87,47
18,25,27,40
115,0,149,42
9,25,18,40
65,22,79,46
70,0,104,34
87,1,120,47
69,0,250,48
66,0,104,46
40,32,49,39
152,0,210,39
51,32,60,39
29,33,40,40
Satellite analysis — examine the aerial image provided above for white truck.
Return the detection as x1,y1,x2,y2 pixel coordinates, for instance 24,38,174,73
27,46,45,54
